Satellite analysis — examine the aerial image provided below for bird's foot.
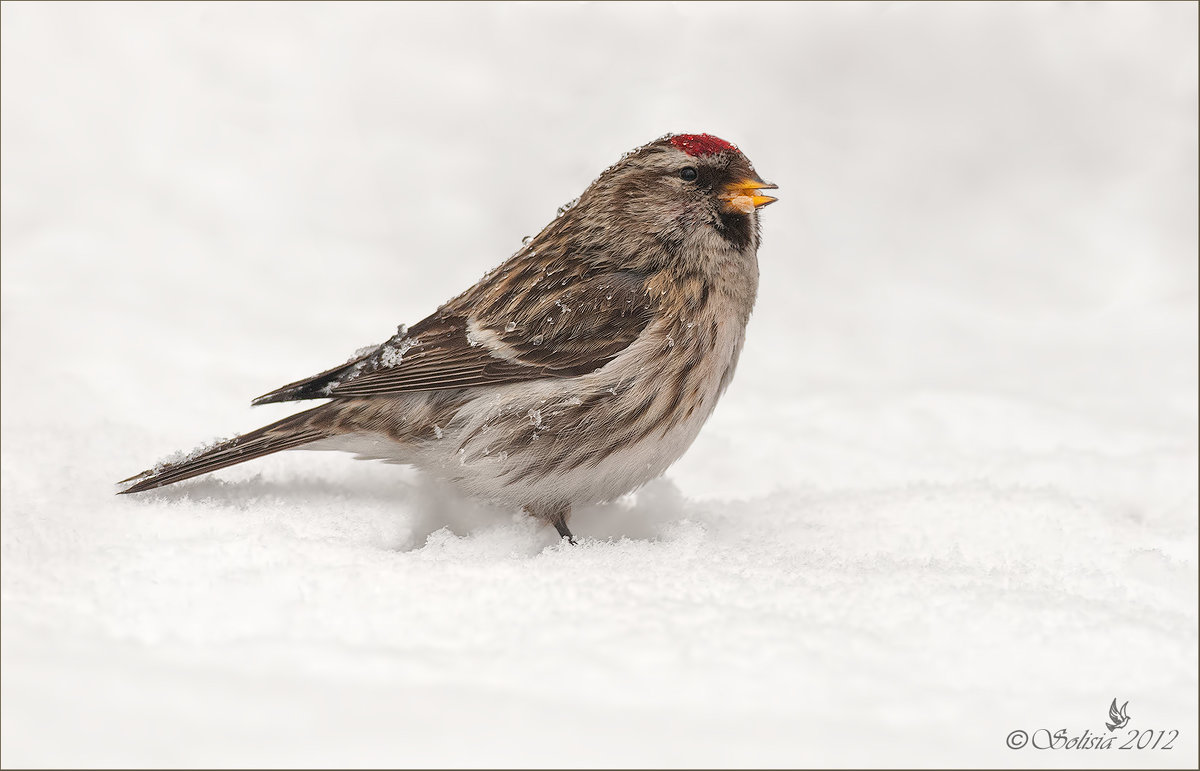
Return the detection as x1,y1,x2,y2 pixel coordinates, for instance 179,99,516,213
554,521,578,547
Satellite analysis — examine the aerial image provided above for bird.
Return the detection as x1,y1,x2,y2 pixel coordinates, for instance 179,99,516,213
1105,699,1130,731
118,132,777,544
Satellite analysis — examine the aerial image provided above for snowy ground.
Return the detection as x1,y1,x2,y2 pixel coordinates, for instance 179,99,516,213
2,2,1197,768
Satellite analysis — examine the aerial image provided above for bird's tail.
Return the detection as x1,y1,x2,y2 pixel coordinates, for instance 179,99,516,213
117,404,337,494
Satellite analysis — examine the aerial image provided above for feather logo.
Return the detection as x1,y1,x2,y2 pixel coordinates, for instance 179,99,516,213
1105,699,1131,731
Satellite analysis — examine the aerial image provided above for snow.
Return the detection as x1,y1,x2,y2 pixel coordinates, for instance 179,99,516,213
377,335,417,368
133,434,235,483
2,2,1196,767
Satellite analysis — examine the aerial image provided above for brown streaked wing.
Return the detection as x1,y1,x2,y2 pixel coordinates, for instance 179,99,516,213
325,270,657,398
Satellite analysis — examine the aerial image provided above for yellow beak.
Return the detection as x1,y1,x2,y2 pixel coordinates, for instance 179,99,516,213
721,177,778,214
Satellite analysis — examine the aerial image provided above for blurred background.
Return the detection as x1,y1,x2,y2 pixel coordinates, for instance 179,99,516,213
2,2,1196,767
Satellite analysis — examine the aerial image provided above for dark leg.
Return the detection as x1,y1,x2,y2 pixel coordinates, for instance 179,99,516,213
552,518,577,546
528,503,576,545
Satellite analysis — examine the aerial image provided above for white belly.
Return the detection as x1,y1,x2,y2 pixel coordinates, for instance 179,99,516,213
305,315,747,512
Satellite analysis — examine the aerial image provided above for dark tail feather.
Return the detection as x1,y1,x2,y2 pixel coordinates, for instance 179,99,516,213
118,404,335,494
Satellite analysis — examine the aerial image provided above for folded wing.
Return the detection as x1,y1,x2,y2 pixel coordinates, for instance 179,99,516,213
253,269,655,404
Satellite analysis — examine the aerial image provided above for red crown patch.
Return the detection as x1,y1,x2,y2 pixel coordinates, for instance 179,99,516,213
669,133,737,157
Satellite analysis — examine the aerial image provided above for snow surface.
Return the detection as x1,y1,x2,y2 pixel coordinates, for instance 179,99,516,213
2,2,1197,767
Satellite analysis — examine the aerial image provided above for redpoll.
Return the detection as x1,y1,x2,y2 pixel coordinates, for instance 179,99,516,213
119,133,777,544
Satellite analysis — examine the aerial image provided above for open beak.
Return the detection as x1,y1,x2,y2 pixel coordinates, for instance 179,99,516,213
720,177,778,214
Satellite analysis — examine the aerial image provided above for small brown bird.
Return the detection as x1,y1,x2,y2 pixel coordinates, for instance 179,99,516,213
119,133,777,543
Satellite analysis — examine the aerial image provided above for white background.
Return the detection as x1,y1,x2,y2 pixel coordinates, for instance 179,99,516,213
2,2,1196,767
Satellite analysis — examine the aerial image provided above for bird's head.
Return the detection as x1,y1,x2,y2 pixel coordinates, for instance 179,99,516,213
660,133,778,215
553,133,777,268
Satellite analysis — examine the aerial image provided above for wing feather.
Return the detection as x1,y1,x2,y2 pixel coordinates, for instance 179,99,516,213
252,268,656,403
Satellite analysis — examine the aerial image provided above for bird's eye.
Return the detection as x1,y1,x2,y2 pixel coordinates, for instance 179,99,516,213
679,167,698,182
